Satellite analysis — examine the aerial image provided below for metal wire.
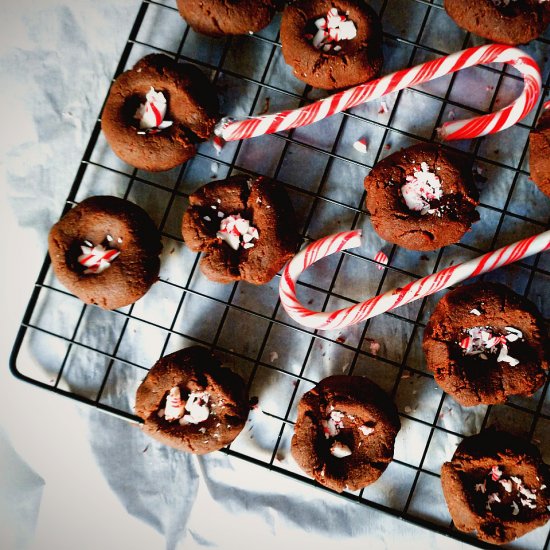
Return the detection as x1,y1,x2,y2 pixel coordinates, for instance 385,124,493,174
10,1,550,548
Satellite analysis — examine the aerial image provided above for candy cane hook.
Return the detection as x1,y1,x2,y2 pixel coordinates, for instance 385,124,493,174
216,44,541,143
279,229,550,330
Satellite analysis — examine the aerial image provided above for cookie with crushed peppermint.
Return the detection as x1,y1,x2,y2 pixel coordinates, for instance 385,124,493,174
48,196,162,310
291,375,400,493
181,175,299,284
441,430,550,544
364,143,479,251
280,0,383,90
176,0,278,37
423,282,548,406
102,54,218,172
135,347,249,454
445,0,550,45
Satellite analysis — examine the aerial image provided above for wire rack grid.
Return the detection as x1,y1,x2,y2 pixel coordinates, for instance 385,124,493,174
10,0,550,548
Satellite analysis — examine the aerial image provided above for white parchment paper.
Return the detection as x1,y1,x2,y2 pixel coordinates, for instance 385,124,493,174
2,1,549,549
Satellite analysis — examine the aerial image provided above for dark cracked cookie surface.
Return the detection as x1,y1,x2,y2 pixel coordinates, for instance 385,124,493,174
48,195,162,310
281,0,383,90
423,282,549,407
529,107,550,198
135,346,250,454
176,0,279,37
291,375,400,493
445,0,550,45
102,54,218,172
441,430,550,545
364,143,479,251
181,175,299,285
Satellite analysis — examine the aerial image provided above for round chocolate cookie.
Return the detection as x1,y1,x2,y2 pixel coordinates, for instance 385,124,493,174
529,107,550,198
280,0,383,90
135,346,249,454
176,0,278,37
441,430,550,545
181,175,299,285
445,0,550,45
48,196,162,310
364,143,479,251
423,282,548,407
102,54,218,172
291,375,401,493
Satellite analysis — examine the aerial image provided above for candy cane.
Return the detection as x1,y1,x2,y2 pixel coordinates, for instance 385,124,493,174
216,44,541,143
279,230,550,330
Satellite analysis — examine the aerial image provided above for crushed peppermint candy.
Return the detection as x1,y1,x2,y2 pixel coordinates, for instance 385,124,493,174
330,440,352,458
520,498,537,509
477,469,543,516
353,137,368,154
519,486,537,500
180,391,210,424
511,475,522,486
307,8,357,52
78,243,120,274
216,214,259,251
134,86,173,134
164,386,185,421
359,425,375,436
378,100,389,114
499,479,513,493
374,250,389,270
400,162,443,215
459,326,523,366
321,410,345,438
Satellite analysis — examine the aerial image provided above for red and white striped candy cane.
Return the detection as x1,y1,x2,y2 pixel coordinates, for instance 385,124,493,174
216,44,541,143
279,229,550,330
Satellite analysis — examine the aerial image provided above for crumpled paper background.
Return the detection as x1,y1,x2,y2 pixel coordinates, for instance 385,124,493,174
2,1,549,549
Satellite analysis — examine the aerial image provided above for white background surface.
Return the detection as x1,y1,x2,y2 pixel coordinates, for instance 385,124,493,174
0,1,545,549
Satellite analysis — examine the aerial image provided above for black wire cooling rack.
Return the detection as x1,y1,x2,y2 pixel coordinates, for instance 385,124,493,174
10,1,550,548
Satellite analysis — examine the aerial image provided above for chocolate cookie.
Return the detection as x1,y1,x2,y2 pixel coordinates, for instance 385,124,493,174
364,143,479,251
529,107,550,198
445,0,550,45
181,175,299,285
102,54,218,172
280,0,383,90
48,196,162,310
291,375,401,493
176,0,278,37
423,282,548,407
135,346,249,454
441,430,550,545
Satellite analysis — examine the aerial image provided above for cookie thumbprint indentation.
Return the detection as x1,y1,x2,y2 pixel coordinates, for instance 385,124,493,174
136,347,249,454
291,375,400,493
423,282,549,406
102,54,218,172
281,0,384,90
365,143,479,251
441,430,550,544
48,196,162,310
182,175,300,285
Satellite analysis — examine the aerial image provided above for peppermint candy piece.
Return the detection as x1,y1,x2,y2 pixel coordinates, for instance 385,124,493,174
401,162,443,215
164,386,185,421
134,86,173,132
216,213,259,251
78,243,120,275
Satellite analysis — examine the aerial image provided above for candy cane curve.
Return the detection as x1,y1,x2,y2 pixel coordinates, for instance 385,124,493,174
279,230,550,330
215,44,541,143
